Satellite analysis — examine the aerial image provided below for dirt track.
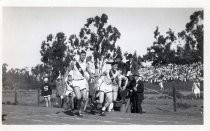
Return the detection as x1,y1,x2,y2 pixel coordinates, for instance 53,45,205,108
2,105,203,125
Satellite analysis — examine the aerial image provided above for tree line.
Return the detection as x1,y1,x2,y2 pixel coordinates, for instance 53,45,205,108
2,63,41,90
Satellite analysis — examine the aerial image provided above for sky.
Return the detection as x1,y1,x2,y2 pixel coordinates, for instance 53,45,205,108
2,7,201,69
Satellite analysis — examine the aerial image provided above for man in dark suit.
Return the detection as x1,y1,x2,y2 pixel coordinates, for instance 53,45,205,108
131,73,144,113
125,54,133,76
125,54,139,77
114,55,126,75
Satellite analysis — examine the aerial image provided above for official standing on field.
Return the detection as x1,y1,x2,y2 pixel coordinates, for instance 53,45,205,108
125,54,139,76
132,73,144,113
125,54,133,76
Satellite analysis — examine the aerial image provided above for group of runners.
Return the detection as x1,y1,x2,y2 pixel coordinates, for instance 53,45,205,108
41,50,145,117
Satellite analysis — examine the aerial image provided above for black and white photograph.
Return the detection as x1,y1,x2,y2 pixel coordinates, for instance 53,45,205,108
0,0,209,129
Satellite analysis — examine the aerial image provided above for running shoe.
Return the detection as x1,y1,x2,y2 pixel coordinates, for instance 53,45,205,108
107,109,114,112
65,106,71,110
90,102,97,110
99,110,106,116
90,110,96,115
77,112,83,117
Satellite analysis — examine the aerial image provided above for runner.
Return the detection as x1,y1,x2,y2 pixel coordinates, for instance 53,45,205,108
108,66,128,112
71,50,93,117
92,62,120,116
55,74,65,108
84,56,95,111
65,71,75,110
117,69,129,102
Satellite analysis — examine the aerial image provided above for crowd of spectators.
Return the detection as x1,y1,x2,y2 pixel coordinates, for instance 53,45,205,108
138,62,203,83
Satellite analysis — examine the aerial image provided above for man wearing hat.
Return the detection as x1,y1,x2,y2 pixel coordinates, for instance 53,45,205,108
131,72,145,113
93,61,119,116
125,54,139,77
115,55,126,75
125,54,133,76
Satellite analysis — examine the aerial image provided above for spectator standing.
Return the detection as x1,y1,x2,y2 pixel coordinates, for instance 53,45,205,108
159,80,164,91
192,79,201,99
41,77,52,107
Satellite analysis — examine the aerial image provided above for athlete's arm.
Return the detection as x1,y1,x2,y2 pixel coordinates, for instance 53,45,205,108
99,70,108,77
123,76,129,90
118,76,122,88
63,64,72,80
64,82,67,94
86,63,94,78
116,71,121,86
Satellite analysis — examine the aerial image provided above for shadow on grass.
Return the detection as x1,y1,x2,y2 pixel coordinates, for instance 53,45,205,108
63,110,75,116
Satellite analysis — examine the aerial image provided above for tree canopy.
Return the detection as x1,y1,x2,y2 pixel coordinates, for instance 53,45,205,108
143,10,203,65
40,32,72,82
77,13,121,73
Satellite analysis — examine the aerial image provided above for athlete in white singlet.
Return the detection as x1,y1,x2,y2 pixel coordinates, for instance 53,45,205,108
71,50,93,117
93,62,120,116
65,72,75,110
